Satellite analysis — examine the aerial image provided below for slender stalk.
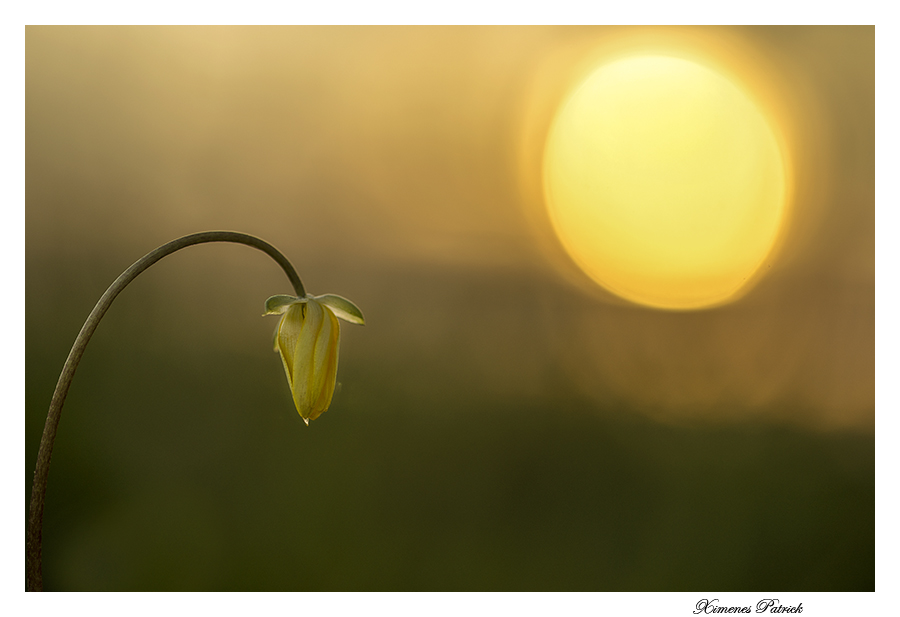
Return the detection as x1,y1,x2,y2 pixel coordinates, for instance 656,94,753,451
26,231,305,591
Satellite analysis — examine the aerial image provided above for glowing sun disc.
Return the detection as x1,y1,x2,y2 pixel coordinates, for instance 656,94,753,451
543,55,788,309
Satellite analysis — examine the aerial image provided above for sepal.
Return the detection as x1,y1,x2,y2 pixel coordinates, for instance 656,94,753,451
314,294,366,325
264,294,303,316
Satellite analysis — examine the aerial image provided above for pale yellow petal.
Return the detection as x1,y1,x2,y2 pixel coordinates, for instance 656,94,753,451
276,303,306,390
291,299,324,419
308,306,341,421
307,303,336,411
273,318,283,352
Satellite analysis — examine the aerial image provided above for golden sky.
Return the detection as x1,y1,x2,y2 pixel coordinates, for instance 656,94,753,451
26,26,874,430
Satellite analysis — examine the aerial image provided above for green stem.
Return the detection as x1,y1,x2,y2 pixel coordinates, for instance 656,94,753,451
26,231,304,591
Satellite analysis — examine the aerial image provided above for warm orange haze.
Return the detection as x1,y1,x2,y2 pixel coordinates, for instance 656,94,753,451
26,27,874,591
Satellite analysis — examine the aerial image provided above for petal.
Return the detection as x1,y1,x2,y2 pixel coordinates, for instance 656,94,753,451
276,303,307,389
308,303,335,404
313,294,365,325
290,299,325,419
308,306,341,421
263,294,304,316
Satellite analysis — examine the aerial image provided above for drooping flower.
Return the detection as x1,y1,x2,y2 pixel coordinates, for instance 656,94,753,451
264,293,364,424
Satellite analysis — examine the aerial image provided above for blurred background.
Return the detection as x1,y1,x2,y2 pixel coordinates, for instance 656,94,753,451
26,26,873,590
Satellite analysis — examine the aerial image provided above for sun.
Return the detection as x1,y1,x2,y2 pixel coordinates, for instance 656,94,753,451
543,54,789,310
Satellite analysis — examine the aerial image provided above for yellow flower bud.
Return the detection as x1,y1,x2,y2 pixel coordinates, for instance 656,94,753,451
265,293,364,424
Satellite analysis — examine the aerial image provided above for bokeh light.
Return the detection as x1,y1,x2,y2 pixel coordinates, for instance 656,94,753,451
543,55,789,309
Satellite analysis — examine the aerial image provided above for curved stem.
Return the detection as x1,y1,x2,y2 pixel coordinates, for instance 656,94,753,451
26,231,304,591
